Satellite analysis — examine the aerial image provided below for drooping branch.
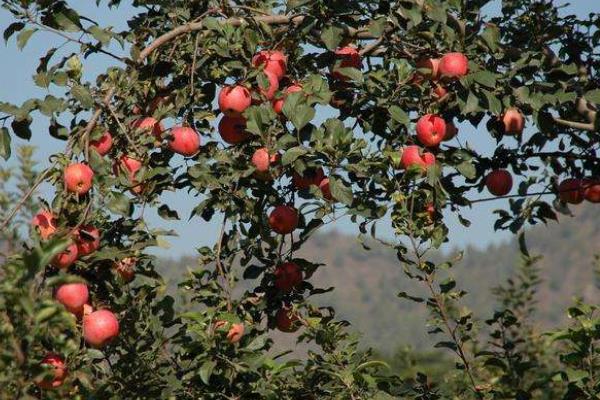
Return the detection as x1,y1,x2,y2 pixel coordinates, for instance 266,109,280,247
553,117,595,132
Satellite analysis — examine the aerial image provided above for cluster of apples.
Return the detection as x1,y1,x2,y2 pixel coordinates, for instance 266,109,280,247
557,178,600,204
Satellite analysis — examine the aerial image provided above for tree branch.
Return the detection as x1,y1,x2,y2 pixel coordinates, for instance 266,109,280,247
553,117,595,132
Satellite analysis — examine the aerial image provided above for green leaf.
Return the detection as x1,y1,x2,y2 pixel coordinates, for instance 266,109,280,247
456,161,476,179
282,146,308,166
389,106,410,126
472,71,497,88
88,26,111,46
158,204,180,220
11,118,32,140
71,85,94,109
320,25,344,50
35,306,59,323
4,22,25,42
289,105,315,131
329,176,353,206
585,89,600,104
199,360,216,385
481,23,500,52
107,192,132,216
0,127,11,160
17,29,36,50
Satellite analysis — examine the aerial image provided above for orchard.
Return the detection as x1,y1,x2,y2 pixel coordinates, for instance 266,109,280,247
1,1,600,399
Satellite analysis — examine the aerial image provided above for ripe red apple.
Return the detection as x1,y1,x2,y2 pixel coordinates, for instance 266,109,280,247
400,146,436,170
218,85,252,117
90,131,113,156
218,116,250,145
83,309,120,348
258,70,280,100
415,58,440,80
55,283,89,315
292,168,325,190
64,163,94,195
36,353,67,389
226,323,245,344
485,170,513,196
114,257,136,282
583,179,600,203
319,177,334,201
558,178,584,204
169,126,200,157
274,262,303,292
439,52,469,79
32,210,57,240
416,114,447,147
51,244,78,269
74,225,100,257
252,50,287,80
269,205,299,234
132,117,165,139
444,121,458,141
276,307,300,333
114,155,143,194
272,84,302,114
252,148,272,172
502,108,525,135
332,46,361,80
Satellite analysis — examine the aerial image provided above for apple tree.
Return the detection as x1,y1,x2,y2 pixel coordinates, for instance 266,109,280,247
1,0,600,398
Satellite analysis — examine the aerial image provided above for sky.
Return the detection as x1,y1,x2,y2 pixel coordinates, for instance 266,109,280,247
0,1,597,257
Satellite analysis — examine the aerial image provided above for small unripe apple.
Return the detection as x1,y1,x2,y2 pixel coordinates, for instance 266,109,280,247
276,307,300,333
400,145,436,170
292,168,325,190
272,84,302,114
226,323,245,344
583,179,600,203
332,46,361,80
55,283,89,315
51,244,78,269
444,121,458,141
64,163,94,195
218,116,250,145
319,177,334,201
74,225,100,256
169,126,200,157
485,170,513,196
90,131,113,156
415,58,440,80
274,262,303,292
258,70,280,100
132,117,165,139
114,257,136,282
558,178,584,204
502,108,525,135
36,353,67,389
439,52,469,79
269,205,299,234
253,50,287,80
32,210,57,240
83,309,119,348
218,85,252,117
416,114,447,147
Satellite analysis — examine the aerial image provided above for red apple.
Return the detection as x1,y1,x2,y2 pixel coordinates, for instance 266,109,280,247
218,85,252,117
583,179,600,203
251,148,272,172
169,126,200,157
485,170,513,196
439,52,469,79
74,225,100,257
400,145,436,170
132,117,165,139
114,155,143,194
252,50,287,80
272,84,302,114
269,205,299,234
114,257,136,282
51,244,78,269
332,46,361,80
218,116,250,145
36,353,67,389
226,323,245,344
32,210,58,240
83,309,119,348
444,121,458,141
292,168,325,190
425,203,436,221
415,58,440,80
416,114,447,147
274,262,303,292
433,84,448,99
558,178,584,204
276,307,300,333
64,163,94,195
55,283,89,315
90,131,113,156
502,108,525,135
319,177,334,201
258,70,280,100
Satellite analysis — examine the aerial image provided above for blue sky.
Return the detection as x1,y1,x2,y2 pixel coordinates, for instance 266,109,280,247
0,1,597,257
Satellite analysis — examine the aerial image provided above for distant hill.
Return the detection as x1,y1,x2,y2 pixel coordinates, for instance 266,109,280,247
159,204,600,353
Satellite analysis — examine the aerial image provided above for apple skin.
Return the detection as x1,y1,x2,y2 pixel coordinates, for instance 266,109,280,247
169,126,200,157
274,262,303,292
89,131,113,156
292,168,325,190
269,205,299,234
439,52,469,79
319,177,334,201
415,58,440,81
226,323,245,344
218,116,250,145
36,353,67,389
276,307,300,333
272,84,302,114
444,121,458,141
114,257,136,282
51,244,78,269
332,46,361,80
55,283,89,315
400,145,436,170
218,85,252,117
502,108,525,135
83,309,120,348
252,148,272,172
114,155,143,194
64,163,94,195
32,210,58,240
583,179,600,203
74,225,100,257
252,50,287,80
433,84,448,99
132,117,165,139
258,70,280,100
485,170,513,196
416,114,447,147
558,178,584,204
